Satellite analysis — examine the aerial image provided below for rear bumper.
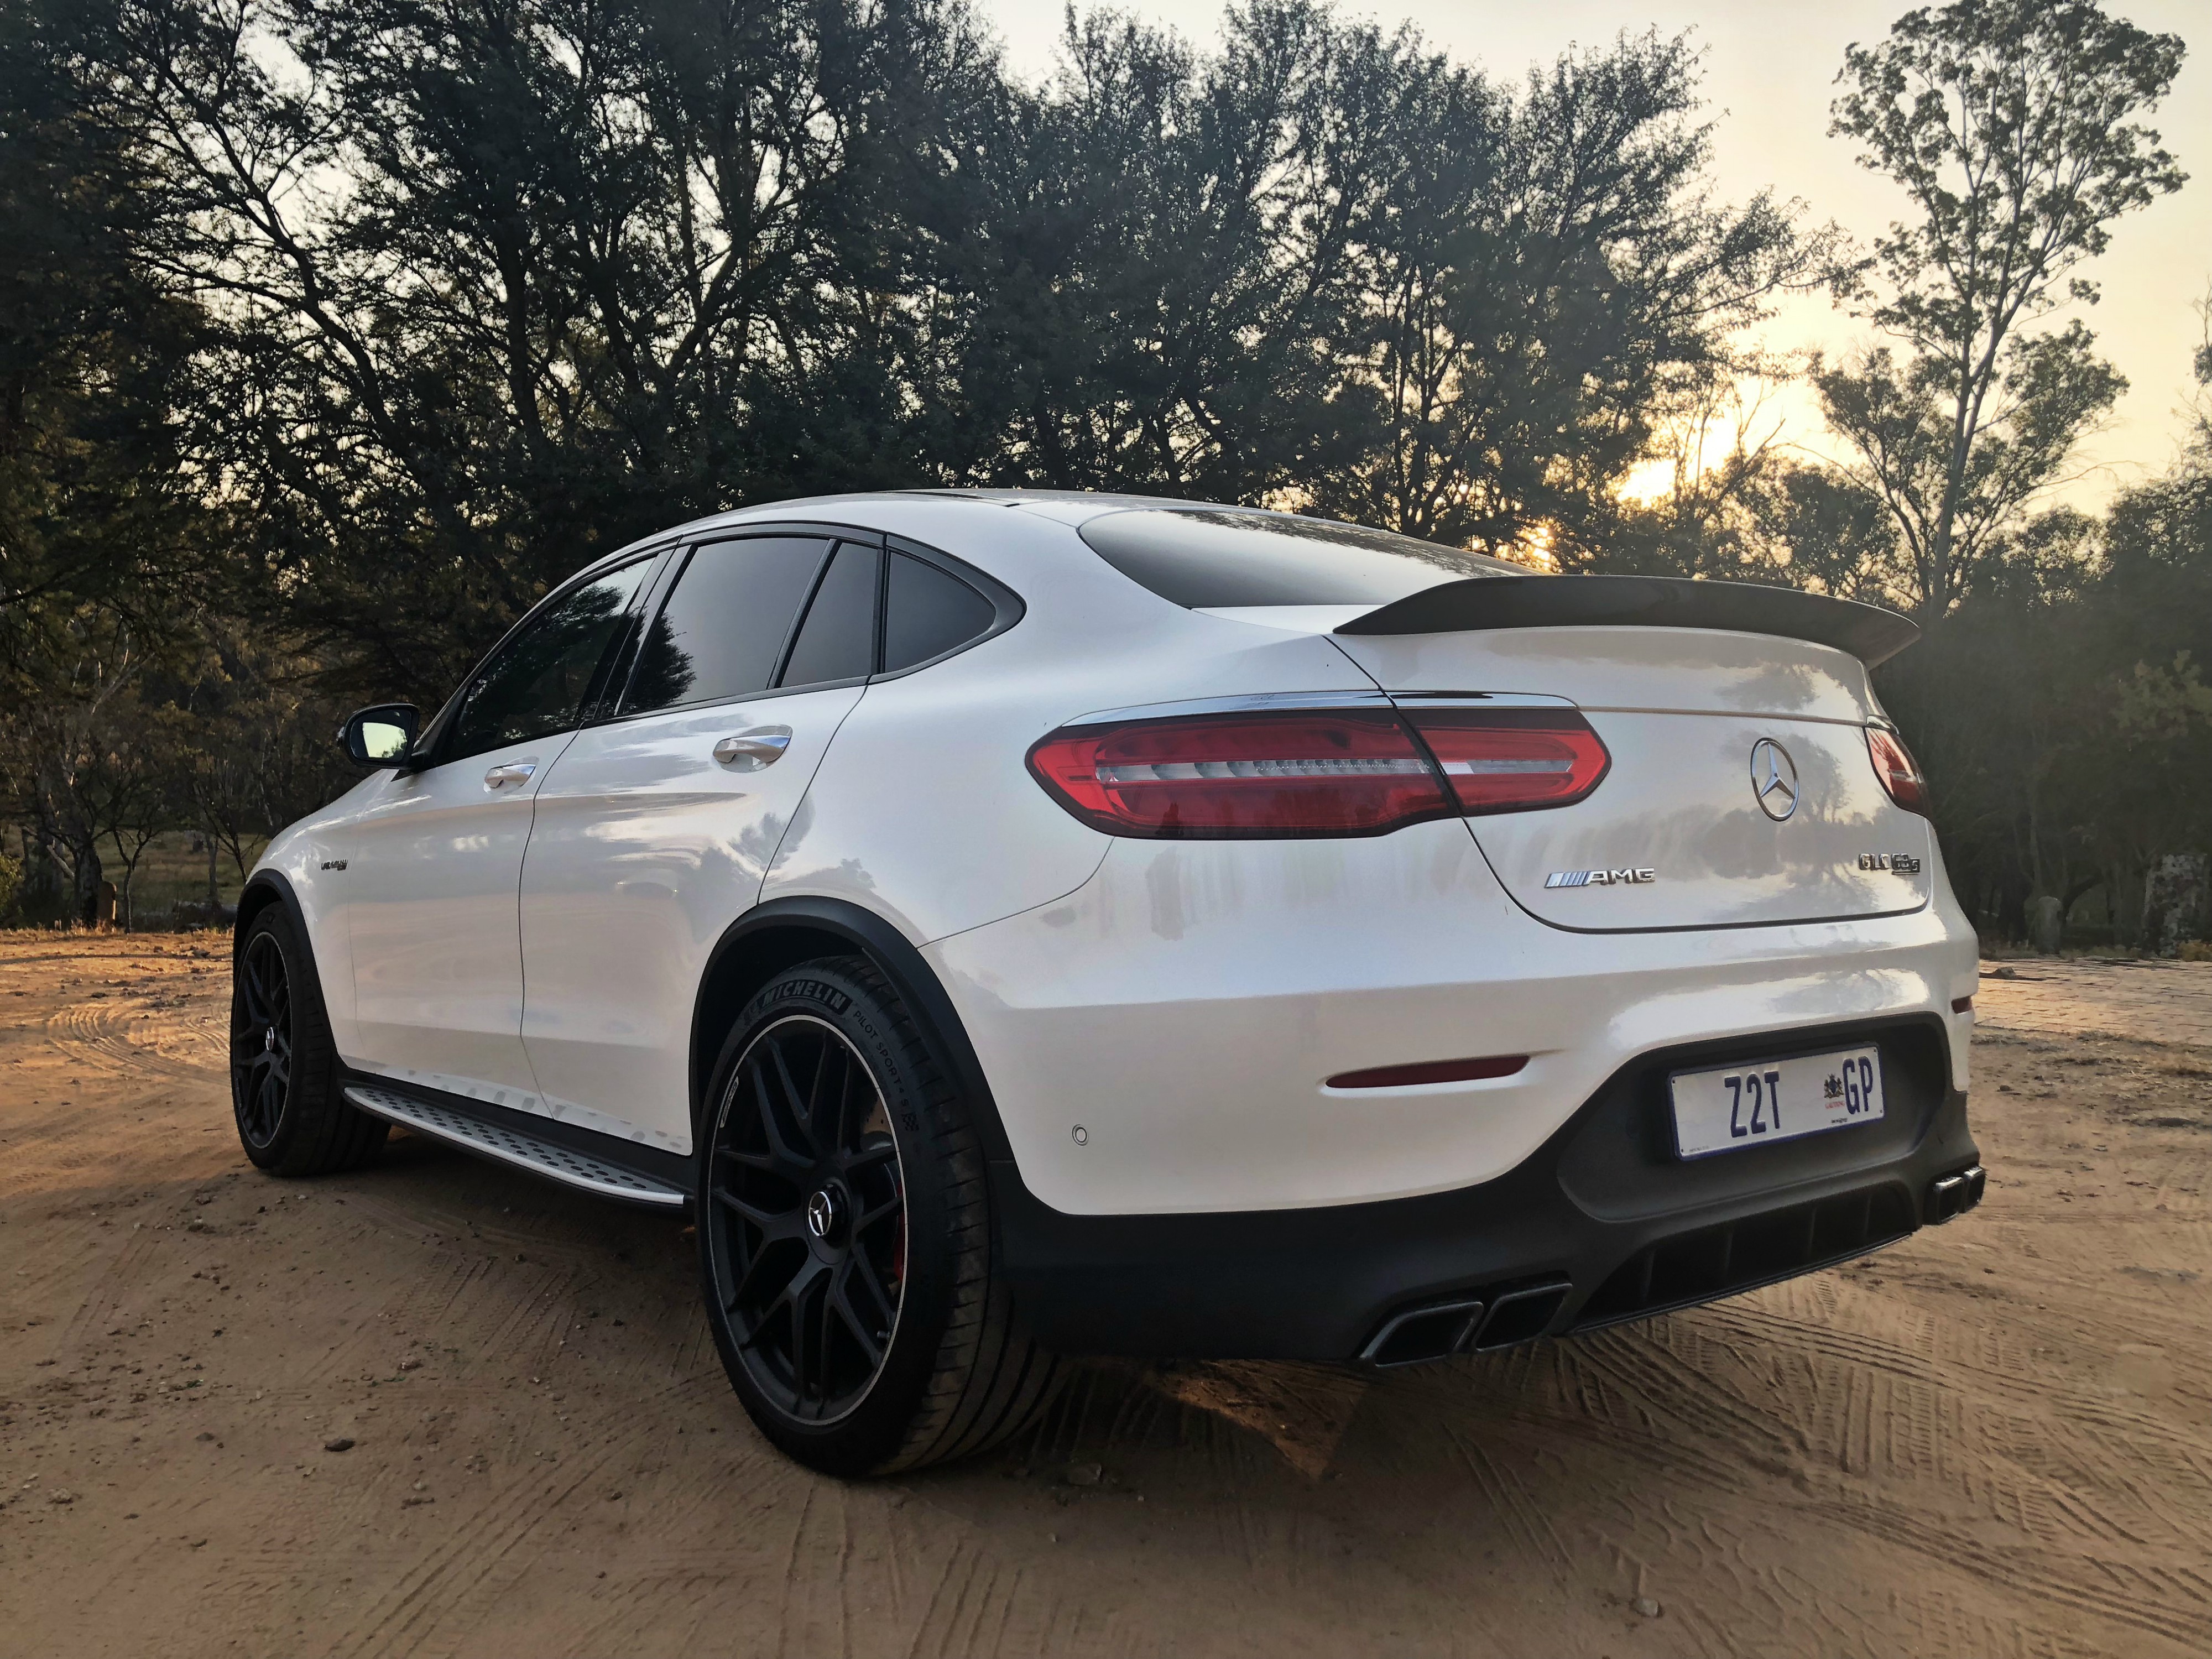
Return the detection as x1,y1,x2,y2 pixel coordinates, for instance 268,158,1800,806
994,1013,1981,1361
928,821,1980,1217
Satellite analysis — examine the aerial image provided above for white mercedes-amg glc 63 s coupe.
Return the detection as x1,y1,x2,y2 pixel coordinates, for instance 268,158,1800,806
228,491,1986,1474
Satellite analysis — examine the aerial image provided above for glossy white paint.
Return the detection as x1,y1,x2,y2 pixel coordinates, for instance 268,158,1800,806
341,733,575,1107
518,684,867,1154
759,500,1373,941
927,827,1976,1215
258,489,1981,1226
1473,708,1933,930
255,782,375,1045
1331,623,1879,722
1332,625,1932,930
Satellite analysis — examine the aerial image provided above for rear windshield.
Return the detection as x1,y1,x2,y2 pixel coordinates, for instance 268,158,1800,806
1077,508,1520,608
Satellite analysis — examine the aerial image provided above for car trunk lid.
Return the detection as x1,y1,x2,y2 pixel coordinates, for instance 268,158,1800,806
1332,623,1934,932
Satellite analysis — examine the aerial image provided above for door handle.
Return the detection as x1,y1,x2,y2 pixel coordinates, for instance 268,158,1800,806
483,760,538,791
712,727,792,772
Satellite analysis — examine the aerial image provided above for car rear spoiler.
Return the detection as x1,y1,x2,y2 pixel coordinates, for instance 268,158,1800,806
1334,575,1920,666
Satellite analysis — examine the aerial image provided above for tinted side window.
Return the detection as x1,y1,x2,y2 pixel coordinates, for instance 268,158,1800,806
446,560,650,762
624,537,830,714
883,553,995,673
779,541,880,688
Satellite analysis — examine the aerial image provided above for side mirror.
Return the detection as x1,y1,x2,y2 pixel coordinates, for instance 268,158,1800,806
340,703,421,769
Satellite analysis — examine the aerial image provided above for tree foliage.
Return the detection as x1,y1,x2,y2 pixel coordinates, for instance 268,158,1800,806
0,0,2203,946
1822,0,2184,615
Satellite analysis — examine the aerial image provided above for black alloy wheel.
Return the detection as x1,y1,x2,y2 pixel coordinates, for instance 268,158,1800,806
232,928,294,1149
228,903,385,1176
705,1013,908,1422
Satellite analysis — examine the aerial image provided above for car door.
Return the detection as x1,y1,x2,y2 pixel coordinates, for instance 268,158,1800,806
517,532,877,1155
341,556,657,1105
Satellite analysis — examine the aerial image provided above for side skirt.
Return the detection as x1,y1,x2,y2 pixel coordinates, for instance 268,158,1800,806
342,1073,693,1211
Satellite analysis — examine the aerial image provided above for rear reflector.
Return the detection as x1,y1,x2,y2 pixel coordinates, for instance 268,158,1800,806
1027,705,1610,838
1866,726,1929,815
1951,996,1974,1014
1326,1055,1528,1089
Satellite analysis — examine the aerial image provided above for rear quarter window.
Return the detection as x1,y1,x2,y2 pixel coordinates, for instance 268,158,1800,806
883,552,998,672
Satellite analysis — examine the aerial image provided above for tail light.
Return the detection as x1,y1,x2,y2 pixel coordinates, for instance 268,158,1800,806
1401,707,1610,814
1865,726,1928,814
1026,702,1610,838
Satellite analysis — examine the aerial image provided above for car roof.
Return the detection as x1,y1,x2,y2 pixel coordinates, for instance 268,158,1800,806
597,489,1316,562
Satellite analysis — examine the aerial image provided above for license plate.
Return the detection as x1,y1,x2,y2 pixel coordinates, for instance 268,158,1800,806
1668,1045,1884,1160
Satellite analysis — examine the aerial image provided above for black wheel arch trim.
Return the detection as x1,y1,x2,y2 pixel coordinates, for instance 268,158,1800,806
689,896,1019,1171
233,870,307,970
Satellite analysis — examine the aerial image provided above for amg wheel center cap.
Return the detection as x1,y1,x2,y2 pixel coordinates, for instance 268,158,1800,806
805,1187,843,1242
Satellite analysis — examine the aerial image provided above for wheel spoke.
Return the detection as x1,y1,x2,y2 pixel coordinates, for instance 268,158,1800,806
830,1276,883,1369
841,1138,898,1173
748,1063,816,1182
723,1235,797,1312
712,1186,805,1243
842,1246,898,1331
238,958,272,1028
760,1039,821,1161
782,1261,829,1405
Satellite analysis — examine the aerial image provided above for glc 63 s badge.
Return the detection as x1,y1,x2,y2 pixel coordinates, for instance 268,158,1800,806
1857,852,1923,874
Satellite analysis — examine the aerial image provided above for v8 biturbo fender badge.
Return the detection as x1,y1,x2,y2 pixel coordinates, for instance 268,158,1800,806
1545,867,1657,888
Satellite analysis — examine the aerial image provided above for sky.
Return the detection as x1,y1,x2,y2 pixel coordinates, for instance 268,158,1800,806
975,0,2212,511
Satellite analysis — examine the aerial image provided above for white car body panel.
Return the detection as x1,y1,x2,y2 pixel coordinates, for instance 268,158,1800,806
928,827,1975,1216
518,684,867,1154
253,491,1979,1234
1329,623,1877,722
256,794,371,1045
1334,625,1934,930
755,495,1374,943
342,732,575,1107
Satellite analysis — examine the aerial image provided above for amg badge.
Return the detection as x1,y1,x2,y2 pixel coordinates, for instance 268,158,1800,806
1546,867,1657,888
1857,852,1923,874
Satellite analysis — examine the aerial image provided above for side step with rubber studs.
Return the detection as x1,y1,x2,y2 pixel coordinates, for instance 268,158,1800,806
345,1084,688,1209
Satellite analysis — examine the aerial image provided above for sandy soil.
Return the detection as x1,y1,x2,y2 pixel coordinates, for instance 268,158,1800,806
2,935,2209,1658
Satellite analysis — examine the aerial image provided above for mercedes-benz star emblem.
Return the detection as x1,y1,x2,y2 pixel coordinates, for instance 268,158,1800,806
1750,738,1799,822
805,1189,836,1240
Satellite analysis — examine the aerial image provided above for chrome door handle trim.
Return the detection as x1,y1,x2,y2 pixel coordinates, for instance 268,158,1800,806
483,760,539,790
712,727,793,772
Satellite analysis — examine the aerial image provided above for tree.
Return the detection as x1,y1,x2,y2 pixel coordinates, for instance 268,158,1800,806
1825,0,2185,617
111,0,999,695
1307,29,1829,556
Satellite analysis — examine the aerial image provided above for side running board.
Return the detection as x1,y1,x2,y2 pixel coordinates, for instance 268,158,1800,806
345,1084,688,1209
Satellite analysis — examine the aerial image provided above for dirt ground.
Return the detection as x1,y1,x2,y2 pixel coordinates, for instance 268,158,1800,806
2,936,2208,1658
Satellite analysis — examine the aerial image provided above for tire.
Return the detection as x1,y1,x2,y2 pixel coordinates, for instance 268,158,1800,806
230,903,388,1176
697,957,1061,1477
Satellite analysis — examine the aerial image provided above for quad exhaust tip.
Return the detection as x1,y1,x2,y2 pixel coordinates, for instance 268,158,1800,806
1359,1280,1572,1369
1928,1164,1987,1223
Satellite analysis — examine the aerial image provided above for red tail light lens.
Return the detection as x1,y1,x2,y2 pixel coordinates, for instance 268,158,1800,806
1865,726,1928,814
1402,707,1610,814
1028,703,1612,837
1026,709,1449,838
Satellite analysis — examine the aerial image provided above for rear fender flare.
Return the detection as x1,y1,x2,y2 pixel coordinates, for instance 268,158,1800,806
687,896,1017,1170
